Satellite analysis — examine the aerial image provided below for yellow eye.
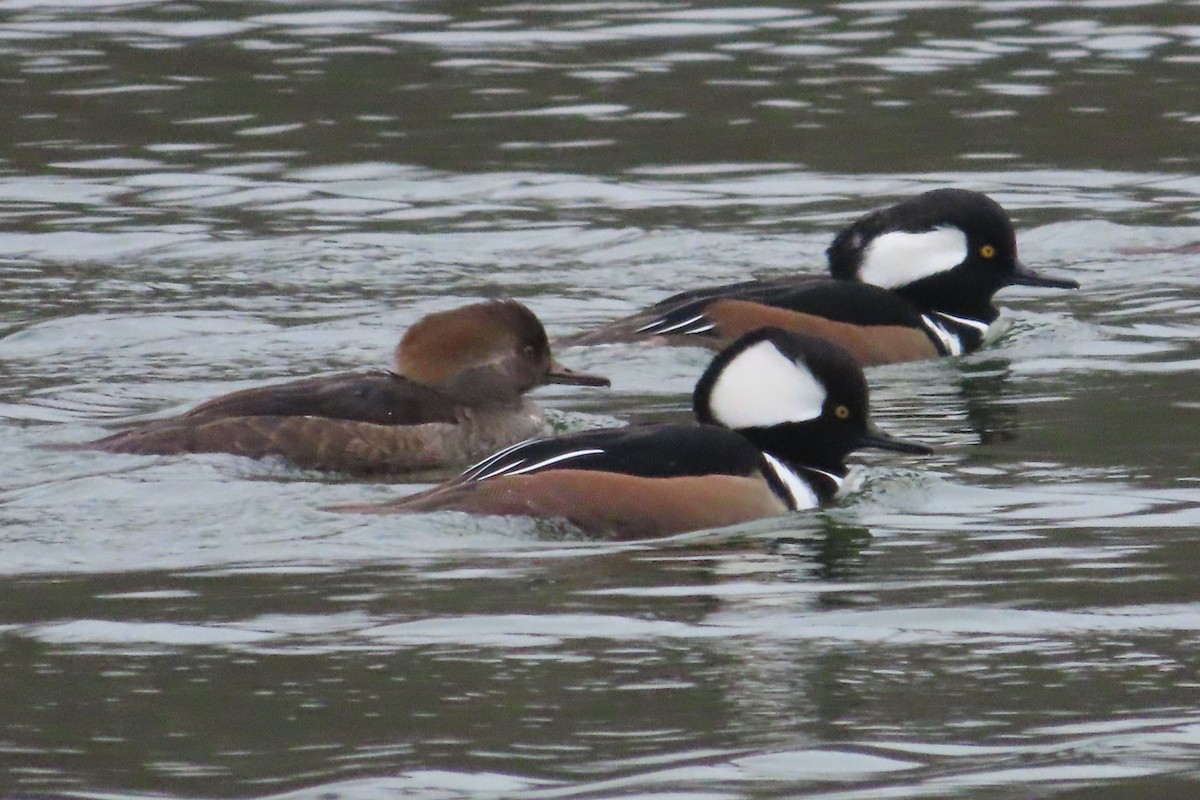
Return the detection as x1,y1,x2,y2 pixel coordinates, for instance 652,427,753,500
980,244,996,259
834,405,850,420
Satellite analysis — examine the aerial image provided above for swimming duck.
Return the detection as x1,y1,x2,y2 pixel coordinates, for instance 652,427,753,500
87,299,609,475
566,189,1078,365
331,328,931,537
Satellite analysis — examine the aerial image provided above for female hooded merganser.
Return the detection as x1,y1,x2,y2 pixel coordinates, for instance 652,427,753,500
331,328,931,538
565,189,1079,365
86,300,609,475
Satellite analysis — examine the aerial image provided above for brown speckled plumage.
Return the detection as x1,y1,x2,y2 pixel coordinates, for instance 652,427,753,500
84,300,607,475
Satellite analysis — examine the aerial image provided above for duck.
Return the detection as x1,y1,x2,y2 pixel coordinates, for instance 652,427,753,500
85,299,609,475
329,328,931,538
564,189,1078,365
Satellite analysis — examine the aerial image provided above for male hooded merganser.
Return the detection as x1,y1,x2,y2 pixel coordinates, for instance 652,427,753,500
85,300,609,474
565,189,1079,365
330,328,931,538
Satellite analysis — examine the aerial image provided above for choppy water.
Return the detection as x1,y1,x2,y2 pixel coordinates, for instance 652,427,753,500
3,2,1200,798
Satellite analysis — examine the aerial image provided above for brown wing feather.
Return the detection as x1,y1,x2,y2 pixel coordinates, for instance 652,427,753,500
702,300,939,365
329,469,790,539
89,400,549,475
560,297,938,365
91,415,460,473
559,277,800,347
184,371,459,426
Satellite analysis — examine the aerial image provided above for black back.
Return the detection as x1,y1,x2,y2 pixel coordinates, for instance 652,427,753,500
644,276,927,332
459,424,771,483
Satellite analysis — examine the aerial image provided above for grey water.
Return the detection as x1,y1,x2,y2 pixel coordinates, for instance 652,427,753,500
3,1,1200,798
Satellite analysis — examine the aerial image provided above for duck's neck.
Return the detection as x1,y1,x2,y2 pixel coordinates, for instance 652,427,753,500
886,282,996,356
401,367,528,410
893,280,999,327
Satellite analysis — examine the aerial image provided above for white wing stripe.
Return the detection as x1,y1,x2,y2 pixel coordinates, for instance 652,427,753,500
802,466,845,491
475,459,527,481
934,311,991,335
460,438,540,479
762,453,819,510
920,313,963,356
634,318,669,333
653,314,706,335
503,448,606,477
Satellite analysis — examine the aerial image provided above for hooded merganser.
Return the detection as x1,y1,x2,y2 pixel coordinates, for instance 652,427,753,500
565,189,1079,365
330,328,931,538
85,300,609,475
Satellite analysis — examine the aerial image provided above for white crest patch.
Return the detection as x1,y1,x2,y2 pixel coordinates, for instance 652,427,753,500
858,226,968,289
708,340,826,429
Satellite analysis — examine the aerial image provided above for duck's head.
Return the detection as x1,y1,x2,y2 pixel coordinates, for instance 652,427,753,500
393,299,609,404
693,328,931,474
827,189,1078,322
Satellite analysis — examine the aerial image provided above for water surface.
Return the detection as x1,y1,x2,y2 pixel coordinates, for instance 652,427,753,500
3,2,1200,798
